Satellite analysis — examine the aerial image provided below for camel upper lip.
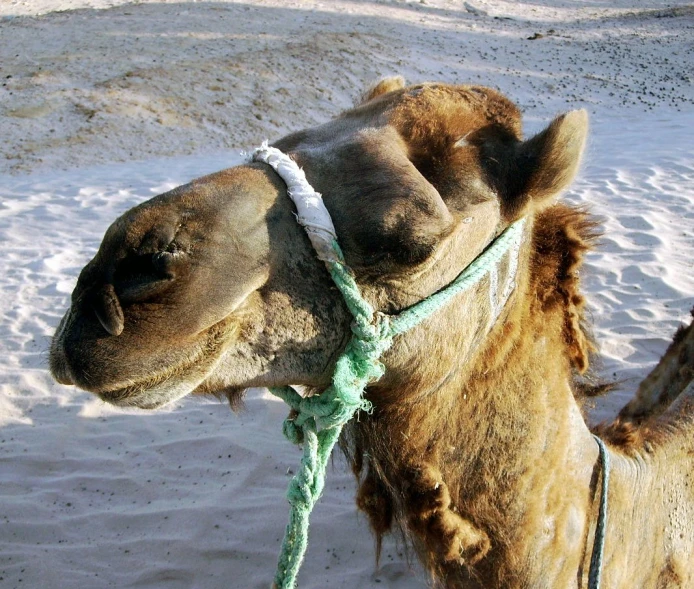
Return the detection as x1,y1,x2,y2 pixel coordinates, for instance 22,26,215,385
51,360,75,386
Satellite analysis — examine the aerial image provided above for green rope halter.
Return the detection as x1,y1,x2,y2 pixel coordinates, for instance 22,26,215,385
253,145,525,589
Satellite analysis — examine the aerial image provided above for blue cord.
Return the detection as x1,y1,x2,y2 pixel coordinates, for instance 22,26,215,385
589,434,610,589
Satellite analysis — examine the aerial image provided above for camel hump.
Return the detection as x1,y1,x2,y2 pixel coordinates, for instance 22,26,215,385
619,309,694,424
595,310,694,455
359,75,406,104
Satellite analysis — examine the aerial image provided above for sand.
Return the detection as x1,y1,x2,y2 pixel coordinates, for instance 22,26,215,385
0,1,693,587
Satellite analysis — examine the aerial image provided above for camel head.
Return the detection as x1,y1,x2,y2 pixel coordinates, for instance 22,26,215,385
50,79,588,410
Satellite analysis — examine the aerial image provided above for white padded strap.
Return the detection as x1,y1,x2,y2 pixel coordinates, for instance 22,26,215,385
253,143,340,264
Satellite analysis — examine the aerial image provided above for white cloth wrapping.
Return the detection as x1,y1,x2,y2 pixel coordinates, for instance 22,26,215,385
253,143,340,264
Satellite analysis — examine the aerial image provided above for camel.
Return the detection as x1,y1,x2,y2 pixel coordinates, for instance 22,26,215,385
50,78,694,588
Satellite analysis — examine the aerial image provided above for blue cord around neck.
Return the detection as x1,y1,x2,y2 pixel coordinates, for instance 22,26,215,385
589,434,610,589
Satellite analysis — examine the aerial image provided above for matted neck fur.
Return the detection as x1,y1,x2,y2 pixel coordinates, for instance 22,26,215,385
50,78,694,588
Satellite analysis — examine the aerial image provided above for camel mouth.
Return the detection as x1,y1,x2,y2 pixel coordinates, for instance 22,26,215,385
84,317,240,410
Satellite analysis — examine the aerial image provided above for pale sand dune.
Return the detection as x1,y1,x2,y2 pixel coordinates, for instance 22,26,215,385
0,1,693,588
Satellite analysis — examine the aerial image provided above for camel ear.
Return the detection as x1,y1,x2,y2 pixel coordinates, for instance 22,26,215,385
359,76,406,104
504,110,588,219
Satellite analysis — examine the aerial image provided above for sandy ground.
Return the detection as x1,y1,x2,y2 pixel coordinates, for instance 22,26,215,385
1,1,693,588
2,0,693,175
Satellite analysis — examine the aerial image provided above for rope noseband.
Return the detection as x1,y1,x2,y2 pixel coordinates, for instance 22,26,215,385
252,144,606,589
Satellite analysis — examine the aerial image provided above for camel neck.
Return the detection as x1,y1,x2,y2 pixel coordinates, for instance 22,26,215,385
352,241,602,588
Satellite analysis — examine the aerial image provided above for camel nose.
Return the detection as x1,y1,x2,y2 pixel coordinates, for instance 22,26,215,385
92,283,124,336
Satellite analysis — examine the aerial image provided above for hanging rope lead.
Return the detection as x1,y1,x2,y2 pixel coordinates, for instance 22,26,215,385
268,242,395,589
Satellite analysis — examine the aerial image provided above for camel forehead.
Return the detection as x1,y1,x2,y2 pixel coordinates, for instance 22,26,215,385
279,83,523,158
366,83,523,139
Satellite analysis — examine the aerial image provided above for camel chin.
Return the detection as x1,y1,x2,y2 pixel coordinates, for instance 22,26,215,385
98,379,197,410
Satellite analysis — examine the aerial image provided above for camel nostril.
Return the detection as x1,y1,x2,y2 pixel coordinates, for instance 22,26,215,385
93,283,124,336
152,250,179,279
111,248,183,304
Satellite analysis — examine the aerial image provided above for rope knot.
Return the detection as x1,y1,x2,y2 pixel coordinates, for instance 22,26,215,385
352,310,390,340
350,311,393,359
287,473,315,507
282,416,304,445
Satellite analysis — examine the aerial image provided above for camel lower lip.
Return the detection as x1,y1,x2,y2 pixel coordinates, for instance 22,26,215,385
98,387,164,408
96,377,196,409
91,355,203,409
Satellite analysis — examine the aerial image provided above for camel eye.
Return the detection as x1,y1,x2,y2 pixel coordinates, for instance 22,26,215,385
114,251,178,303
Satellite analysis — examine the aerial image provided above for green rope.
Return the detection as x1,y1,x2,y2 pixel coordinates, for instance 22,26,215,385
390,219,526,336
268,220,525,589
268,242,394,588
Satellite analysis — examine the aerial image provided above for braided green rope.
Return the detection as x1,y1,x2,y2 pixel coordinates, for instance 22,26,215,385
268,220,525,589
269,241,394,588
